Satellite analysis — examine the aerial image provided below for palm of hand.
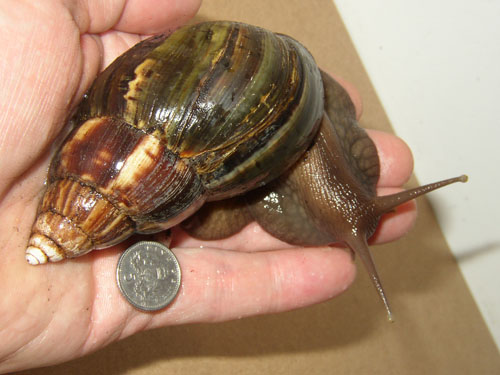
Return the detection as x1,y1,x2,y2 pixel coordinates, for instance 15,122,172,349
0,1,415,372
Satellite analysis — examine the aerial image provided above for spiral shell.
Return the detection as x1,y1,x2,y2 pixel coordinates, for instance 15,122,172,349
26,21,324,264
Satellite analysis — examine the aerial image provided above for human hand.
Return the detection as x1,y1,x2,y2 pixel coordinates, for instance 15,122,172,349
0,0,415,373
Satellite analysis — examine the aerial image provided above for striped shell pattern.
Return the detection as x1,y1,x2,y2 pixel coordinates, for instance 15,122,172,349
26,21,324,264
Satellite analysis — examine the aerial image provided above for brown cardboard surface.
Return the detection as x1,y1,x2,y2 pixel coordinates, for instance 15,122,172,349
21,0,500,374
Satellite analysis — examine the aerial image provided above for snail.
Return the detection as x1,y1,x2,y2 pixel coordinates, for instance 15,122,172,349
26,21,466,318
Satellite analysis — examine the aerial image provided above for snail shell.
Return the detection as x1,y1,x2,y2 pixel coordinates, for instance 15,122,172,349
26,21,466,318
27,21,324,263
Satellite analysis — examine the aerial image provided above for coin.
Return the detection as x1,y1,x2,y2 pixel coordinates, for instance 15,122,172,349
116,241,181,311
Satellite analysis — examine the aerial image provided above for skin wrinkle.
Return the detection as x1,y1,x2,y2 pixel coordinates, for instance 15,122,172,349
2,271,56,363
3,262,90,367
0,4,81,189
87,253,109,351
193,251,266,321
202,255,240,322
47,265,93,360
74,33,103,107
85,252,135,352
0,293,49,365
116,311,153,343
268,252,288,312
65,0,125,34
63,0,91,33
214,262,231,321
0,30,39,151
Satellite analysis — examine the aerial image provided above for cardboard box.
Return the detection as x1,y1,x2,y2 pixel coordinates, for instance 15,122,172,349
23,1,500,374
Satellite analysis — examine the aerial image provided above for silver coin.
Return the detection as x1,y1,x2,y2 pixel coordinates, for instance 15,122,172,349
116,241,181,311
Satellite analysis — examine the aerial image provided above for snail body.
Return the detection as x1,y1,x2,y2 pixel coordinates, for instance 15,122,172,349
26,21,466,317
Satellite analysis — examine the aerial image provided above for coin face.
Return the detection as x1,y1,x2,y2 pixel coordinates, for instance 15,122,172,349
116,241,181,311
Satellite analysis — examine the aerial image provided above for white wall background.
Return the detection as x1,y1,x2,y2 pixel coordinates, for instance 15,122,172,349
334,0,500,349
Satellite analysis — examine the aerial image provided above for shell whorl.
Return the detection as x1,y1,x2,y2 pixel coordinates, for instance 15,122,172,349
26,179,134,264
27,117,204,264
